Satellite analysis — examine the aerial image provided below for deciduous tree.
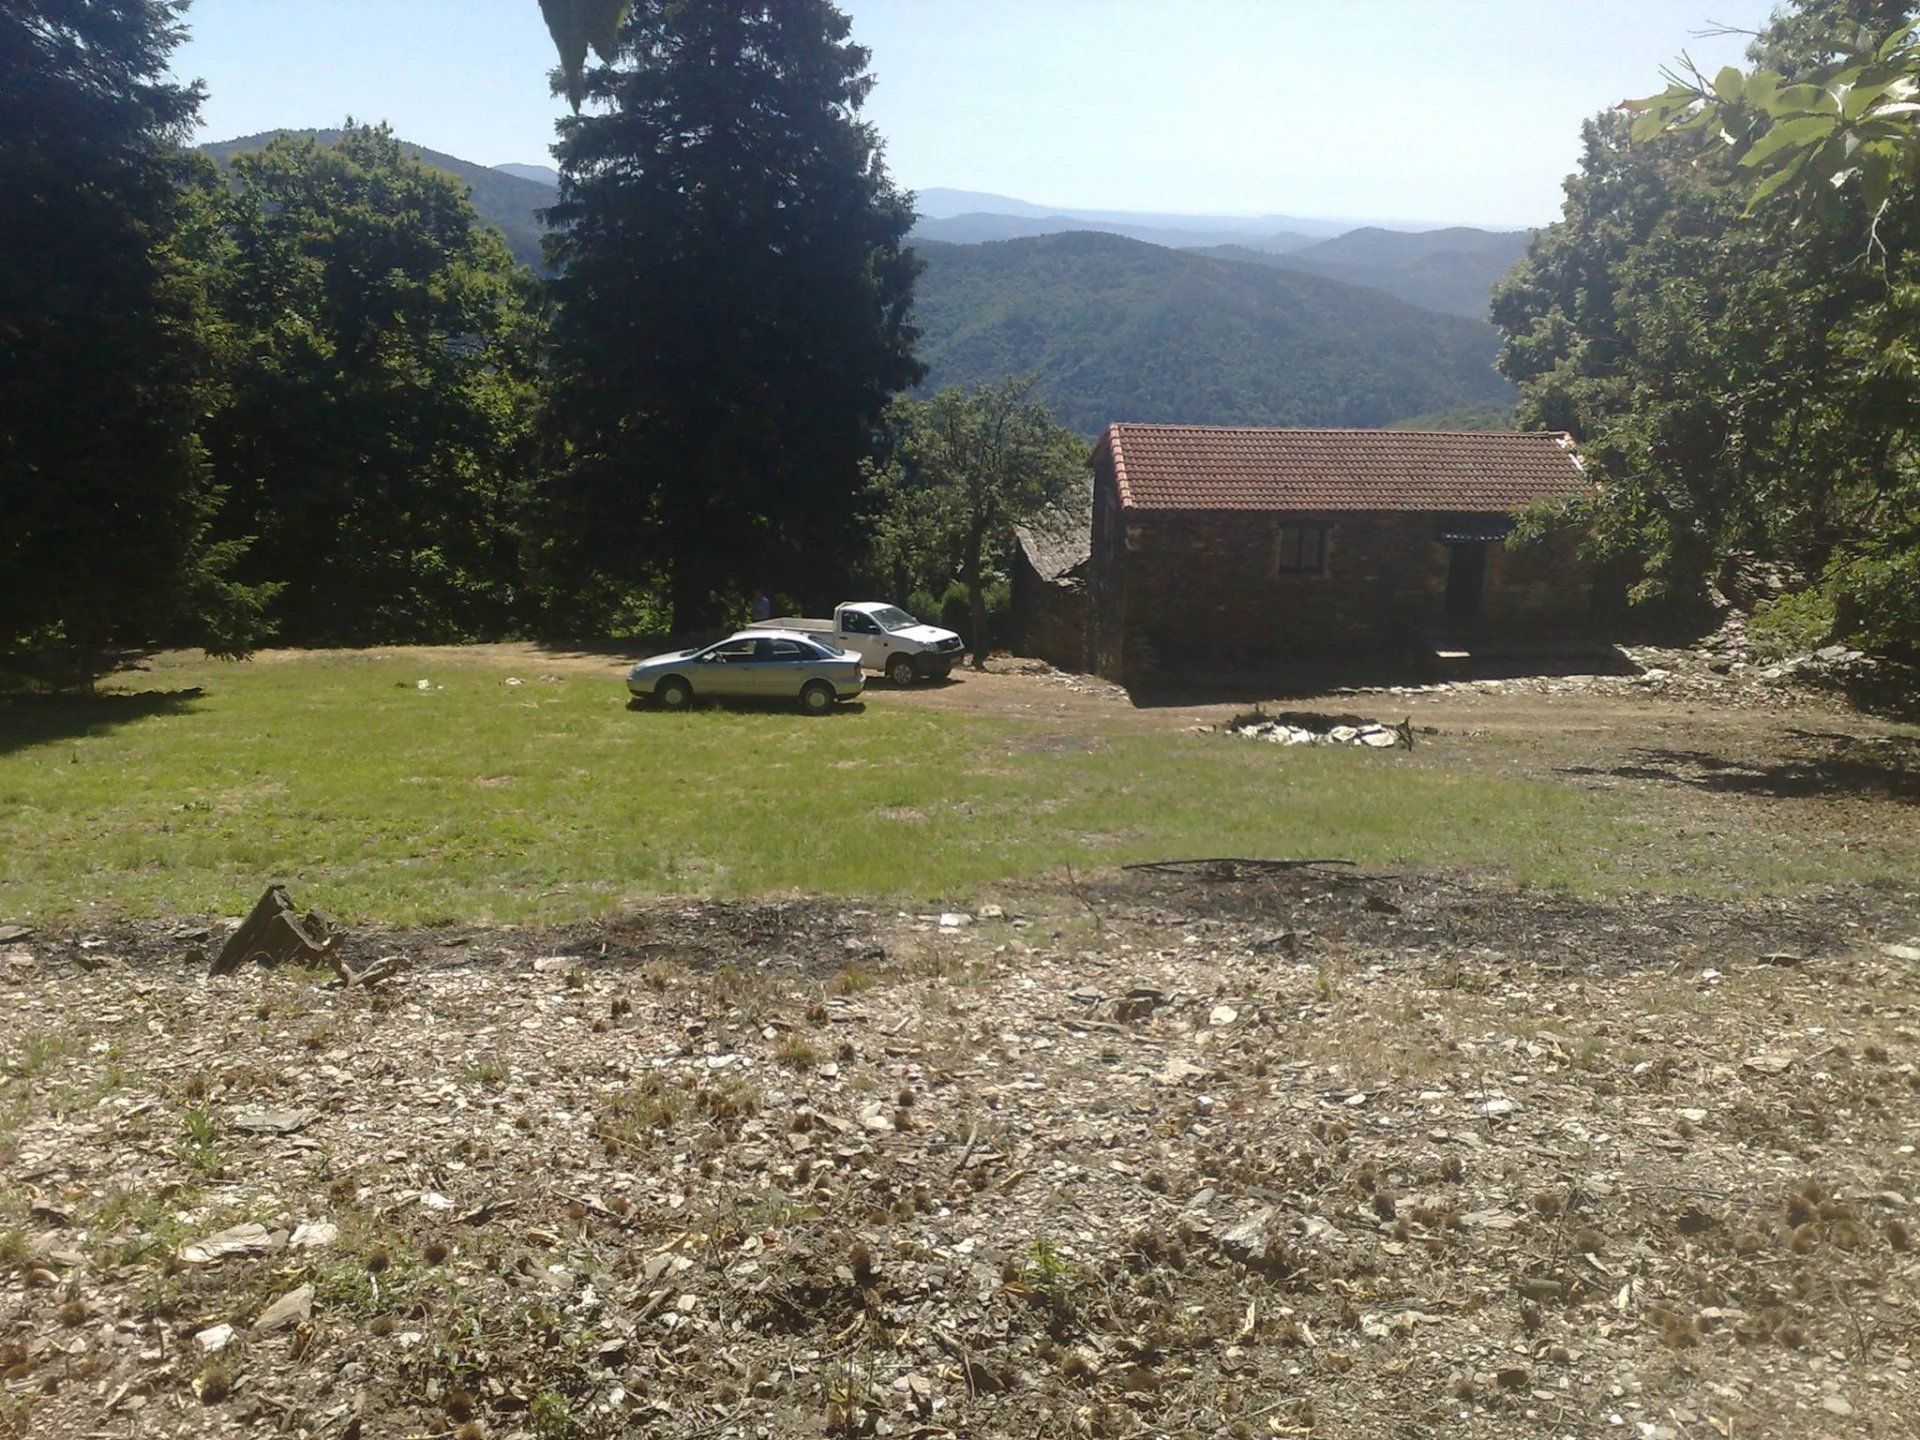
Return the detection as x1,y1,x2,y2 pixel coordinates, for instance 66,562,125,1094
868,380,1085,668
1497,3,1920,677
205,124,543,643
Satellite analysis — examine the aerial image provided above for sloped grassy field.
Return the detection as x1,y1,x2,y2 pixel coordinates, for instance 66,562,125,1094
0,651,1685,926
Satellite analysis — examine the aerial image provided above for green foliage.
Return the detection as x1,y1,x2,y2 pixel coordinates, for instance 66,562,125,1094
541,0,630,110
204,123,543,644
868,380,1084,663
1827,536,1920,664
539,0,922,631
1751,587,1838,659
1387,402,1518,432
912,232,1514,436
1629,7,1920,222
907,580,1012,650
200,128,557,272
0,0,269,685
1498,6,1920,666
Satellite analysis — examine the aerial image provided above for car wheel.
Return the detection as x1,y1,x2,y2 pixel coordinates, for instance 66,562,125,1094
799,680,836,714
886,653,916,686
655,676,693,710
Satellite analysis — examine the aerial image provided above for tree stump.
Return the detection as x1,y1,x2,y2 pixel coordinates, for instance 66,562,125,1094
209,885,337,976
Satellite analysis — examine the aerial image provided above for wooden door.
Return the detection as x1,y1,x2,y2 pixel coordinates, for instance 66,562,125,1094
1444,542,1486,621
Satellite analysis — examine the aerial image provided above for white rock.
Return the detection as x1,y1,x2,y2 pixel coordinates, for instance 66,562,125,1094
1209,1005,1238,1027
289,1220,338,1249
1156,1057,1207,1086
194,1323,235,1353
180,1222,272,1266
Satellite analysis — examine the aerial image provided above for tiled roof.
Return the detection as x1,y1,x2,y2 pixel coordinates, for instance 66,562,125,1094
1014,477,1093,584
1099,424,1589,514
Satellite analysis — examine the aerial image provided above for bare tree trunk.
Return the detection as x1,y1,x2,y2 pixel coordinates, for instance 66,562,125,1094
964,526,988,670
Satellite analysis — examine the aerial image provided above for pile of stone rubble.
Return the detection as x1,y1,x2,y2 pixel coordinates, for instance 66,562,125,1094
1227,712,1411,748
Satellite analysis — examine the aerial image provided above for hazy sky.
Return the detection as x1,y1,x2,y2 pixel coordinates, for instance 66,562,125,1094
172,0,1783,228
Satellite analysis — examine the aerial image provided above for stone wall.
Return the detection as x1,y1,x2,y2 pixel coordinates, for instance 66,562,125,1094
1089,459,1607,681
1010,548,1087,670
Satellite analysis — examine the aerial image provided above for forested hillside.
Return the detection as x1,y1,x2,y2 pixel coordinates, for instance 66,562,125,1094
911,232,1513,433
1193,226,1531,318
201,129,556,270
911,211,1315,251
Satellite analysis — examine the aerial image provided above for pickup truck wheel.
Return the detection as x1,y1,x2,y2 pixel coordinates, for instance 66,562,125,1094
885,653,916,686
654,676,693,710
799,680,836,714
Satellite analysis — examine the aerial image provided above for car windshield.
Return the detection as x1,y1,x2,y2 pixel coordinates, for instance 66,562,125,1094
869,606,916,632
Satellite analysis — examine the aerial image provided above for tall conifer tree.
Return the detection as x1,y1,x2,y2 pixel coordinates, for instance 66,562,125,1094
540,0,922,626
0,0,264,683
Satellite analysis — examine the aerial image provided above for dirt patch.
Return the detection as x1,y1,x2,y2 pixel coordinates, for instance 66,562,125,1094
4,873,1918,1438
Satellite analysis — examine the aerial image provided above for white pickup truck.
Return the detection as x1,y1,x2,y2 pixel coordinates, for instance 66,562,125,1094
773,601,965,684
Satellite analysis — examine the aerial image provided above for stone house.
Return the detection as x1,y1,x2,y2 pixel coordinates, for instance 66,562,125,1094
1081,424,1602,682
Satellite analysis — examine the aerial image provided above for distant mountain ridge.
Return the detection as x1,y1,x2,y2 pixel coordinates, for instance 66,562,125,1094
199,130,556,271
912,231,1514,435
196,134,1518,426
913,187,1354,237
494,162,560,187
1192,227,1532,319
911,189,1531,318
914,211,1316,253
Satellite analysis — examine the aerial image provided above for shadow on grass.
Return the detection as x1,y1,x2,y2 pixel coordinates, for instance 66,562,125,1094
624,695,869,718
0,688,205,756
1124,646,1642,709
1558,731,1920,804
533,636,668,666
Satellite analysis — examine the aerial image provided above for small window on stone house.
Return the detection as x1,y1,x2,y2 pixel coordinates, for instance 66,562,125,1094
1273,522,1328,576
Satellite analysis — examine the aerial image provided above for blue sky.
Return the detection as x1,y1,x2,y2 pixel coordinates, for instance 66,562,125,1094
172,0,1783,228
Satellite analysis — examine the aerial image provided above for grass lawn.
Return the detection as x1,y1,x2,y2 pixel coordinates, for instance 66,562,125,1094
0,650,1898,925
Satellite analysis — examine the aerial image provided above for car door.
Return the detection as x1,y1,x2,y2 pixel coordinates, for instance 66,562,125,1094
695,637,758,697
838,609,884,667
759,638,813,698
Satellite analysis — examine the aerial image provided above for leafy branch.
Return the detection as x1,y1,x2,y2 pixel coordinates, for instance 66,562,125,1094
1627,21,1920,224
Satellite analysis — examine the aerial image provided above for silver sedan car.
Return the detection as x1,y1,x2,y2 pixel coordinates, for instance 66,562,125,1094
626,629,865,713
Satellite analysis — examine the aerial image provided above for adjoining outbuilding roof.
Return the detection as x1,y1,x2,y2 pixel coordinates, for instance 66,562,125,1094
1096,424,1590,514
1014,476,1094,585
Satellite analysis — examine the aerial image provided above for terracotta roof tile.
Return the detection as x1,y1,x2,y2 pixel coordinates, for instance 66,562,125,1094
1098,424,1589,514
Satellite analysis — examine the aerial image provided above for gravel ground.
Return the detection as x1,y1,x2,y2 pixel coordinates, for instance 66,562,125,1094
4,865,1919,1439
